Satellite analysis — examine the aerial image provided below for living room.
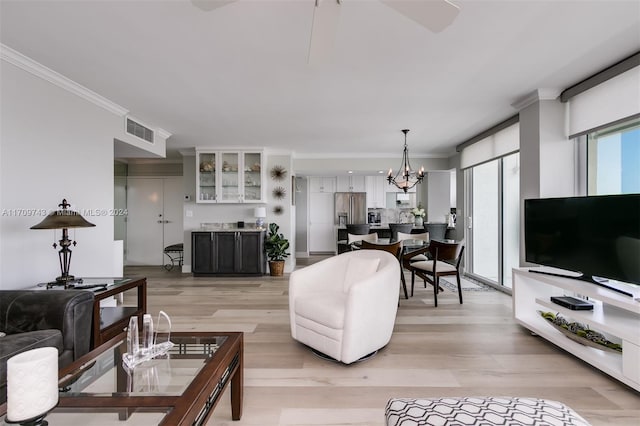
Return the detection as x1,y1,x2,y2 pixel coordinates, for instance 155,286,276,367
1,1,639,425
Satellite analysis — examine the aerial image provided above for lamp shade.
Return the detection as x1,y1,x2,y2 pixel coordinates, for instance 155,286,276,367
31,199,95,230
6,347,59,422
254,207,267,218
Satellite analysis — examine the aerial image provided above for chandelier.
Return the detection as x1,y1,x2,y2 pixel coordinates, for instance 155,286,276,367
387,129,424,193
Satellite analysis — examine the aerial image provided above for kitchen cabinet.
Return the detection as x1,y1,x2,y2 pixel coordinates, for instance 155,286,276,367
365,175,386,208
192,230,265,275
196,150,265,203
309,176,336,193
336,175,365,192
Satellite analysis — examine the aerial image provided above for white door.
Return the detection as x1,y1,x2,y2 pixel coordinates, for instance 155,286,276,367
309,192,335,252
126,177,183,265
162,177,184,247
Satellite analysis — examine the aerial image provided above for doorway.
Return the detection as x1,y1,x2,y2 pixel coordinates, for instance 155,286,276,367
126,177,183,266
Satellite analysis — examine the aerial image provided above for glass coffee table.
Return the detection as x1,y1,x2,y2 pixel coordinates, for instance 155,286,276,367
1,331,243,425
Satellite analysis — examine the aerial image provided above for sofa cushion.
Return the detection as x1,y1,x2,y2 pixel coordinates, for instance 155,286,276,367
343,257,380,292
0,330,63,403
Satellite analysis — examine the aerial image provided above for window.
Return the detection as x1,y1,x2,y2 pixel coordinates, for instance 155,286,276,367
587,118,640,195
465,153,520,288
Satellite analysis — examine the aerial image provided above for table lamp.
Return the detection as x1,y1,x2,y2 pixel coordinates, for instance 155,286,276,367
31,198,95,288
254,207,266,229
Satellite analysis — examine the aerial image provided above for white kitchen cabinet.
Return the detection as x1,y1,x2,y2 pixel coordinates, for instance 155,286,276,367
196,149,265,203
309,176,336,193
337,175,366,192
365,175,386,208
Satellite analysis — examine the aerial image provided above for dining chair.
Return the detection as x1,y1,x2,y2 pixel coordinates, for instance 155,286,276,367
396,231,429,263
388,223,413,241
361,240,408,299
346,224,370,235
425,223,447,242
347,232,378,245
406,240,464,307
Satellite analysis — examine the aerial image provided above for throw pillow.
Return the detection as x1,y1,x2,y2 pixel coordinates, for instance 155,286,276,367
343,256,380,292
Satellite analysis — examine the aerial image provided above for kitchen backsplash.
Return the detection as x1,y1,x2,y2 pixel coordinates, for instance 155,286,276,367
368,208,415,224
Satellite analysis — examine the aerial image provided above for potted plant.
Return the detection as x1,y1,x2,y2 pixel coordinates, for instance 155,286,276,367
411,203,426,227
265,222,290,276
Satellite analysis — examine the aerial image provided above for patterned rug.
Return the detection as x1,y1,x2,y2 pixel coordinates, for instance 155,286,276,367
439,276,493,292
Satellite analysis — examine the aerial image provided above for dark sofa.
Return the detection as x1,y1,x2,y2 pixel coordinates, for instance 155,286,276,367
0,290,94,403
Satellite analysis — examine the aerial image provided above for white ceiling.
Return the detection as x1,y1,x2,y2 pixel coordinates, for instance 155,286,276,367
1,0,639,158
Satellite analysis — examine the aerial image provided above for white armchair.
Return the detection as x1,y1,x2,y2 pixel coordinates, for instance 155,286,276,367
289,250,401,364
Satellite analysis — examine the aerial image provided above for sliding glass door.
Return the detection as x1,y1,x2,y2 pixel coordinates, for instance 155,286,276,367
466,153,520,287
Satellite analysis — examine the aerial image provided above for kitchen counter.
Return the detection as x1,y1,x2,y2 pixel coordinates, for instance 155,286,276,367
336,224,418,230
196,227,266,232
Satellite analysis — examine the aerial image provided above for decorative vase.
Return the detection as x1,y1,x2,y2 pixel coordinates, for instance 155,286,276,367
414,216,423,227
269,260,285,277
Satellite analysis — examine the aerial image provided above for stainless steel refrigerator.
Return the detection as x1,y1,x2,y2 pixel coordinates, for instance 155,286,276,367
334,192,367,225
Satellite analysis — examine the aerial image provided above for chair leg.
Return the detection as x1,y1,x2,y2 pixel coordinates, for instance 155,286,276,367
411,271,415,297
434,276,438,307
400,269,408,299
456,273,463,304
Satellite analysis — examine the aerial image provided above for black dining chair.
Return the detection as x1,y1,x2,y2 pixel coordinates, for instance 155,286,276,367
425,223,447,241
346,224,370,235
388,223,414,241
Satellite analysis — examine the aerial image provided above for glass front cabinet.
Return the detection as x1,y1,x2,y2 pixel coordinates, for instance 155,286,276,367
196,149,264,203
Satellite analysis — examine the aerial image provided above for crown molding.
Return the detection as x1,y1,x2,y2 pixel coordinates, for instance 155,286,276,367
156,128,173,140
1,44,129,116
511,88,561,111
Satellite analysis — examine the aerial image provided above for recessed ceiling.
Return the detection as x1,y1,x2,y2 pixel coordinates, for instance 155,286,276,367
1,0,638,158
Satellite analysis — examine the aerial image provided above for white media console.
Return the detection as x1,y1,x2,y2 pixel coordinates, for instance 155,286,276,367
513,268,640,391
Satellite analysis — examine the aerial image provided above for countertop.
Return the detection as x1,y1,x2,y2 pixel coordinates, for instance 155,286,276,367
194,227,266,233
336,223,454,230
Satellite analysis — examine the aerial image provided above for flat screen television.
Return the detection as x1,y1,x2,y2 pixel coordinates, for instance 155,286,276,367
524,194,640,295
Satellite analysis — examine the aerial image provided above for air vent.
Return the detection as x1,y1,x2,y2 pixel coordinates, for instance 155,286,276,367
126,117,154,143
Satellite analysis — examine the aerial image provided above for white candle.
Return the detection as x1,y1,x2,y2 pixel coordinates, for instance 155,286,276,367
6,347,59,422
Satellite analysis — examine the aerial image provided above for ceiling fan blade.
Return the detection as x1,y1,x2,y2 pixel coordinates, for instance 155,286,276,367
308,0,342,65
191,0,237,12
381,0,460,33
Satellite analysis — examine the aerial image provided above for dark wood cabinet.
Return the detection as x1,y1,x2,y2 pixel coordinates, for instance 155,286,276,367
192,230,265,276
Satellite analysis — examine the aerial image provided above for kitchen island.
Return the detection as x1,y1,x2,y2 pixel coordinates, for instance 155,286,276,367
336,223,455,254
336,224,421,254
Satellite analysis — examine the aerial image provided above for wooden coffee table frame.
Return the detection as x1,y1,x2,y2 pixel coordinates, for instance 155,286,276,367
29,331,244,425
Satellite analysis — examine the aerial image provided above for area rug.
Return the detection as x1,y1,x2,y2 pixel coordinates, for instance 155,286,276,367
439,276,493,292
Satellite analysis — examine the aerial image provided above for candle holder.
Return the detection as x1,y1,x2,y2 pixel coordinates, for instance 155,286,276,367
6,348,59,426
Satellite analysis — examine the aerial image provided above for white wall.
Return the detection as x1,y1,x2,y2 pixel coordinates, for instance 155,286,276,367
426,171,453,223
0,62,120,288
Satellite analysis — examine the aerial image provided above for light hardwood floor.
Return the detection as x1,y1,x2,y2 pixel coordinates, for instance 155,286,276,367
126,263,640,426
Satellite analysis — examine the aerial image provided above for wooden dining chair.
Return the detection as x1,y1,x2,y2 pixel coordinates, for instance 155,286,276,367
397,231,429,263
406,240,464,307
361,240,408,299
347,232,378,245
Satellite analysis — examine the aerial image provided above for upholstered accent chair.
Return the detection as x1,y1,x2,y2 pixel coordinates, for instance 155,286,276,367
289,250,400,364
